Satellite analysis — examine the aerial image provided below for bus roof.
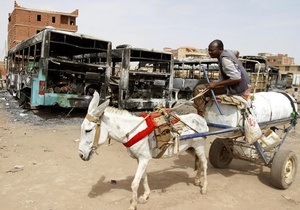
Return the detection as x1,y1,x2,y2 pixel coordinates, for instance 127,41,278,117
8,28,112,55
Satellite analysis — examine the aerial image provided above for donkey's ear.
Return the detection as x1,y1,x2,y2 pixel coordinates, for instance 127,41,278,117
88,91,100,113
93,99,110,117
98,99,110,109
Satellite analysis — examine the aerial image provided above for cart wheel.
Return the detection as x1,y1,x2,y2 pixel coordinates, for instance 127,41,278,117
270,150,298,189
209,138,233,168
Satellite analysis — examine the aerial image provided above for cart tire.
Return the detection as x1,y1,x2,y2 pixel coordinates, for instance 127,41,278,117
270,150,298,189
209,138,233,168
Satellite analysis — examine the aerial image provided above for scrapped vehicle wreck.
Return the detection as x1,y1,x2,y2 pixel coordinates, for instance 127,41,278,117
173,58,219,100
173,60,202,100
239,55,279,92
276,72,293,89
5,28,111,108
109,46,174,110
172,56,278,101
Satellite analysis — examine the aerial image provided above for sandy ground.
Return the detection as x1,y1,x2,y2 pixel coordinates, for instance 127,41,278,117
0,90,300,210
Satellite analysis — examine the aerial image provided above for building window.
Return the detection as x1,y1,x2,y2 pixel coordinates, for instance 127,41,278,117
37,14,41,21
297,66,300,71
52,17,56,23
285,66,290,71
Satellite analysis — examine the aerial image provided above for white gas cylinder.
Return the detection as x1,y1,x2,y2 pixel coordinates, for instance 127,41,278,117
205,92,297,127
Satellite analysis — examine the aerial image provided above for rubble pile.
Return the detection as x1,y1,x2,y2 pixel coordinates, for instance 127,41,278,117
0,90,85,126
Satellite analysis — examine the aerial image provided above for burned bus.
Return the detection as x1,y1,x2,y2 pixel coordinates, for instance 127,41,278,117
173,58,219,100
172,55,279,101
239,55,275,92
109,45,174,110
5,28,111,108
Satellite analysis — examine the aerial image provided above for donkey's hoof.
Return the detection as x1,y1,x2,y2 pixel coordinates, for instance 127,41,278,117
201,188,207,195
138,196,149,204
194,179,201,186
129,199,137,210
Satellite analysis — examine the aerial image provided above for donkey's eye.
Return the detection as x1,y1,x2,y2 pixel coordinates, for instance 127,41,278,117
85,129,92,133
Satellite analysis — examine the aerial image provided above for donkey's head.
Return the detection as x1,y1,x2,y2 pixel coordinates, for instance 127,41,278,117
78,91,109,161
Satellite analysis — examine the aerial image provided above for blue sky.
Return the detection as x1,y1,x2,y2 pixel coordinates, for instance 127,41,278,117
1,0,299,64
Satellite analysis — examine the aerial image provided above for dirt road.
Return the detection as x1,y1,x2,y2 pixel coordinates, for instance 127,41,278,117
0,91,300,210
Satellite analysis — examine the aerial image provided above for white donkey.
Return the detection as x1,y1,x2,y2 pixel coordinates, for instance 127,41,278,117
79,91,208,210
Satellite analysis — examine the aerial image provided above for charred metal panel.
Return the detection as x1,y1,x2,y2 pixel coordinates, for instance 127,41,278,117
240,56,271,92
173,59,219,100
111,46,174,110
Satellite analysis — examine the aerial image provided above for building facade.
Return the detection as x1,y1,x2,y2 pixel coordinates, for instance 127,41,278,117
164,46,208,60
277,65,300,74
257,53,299,82
258,53,294,66
0,61,5,88
7,1,78,51
0,61,5,78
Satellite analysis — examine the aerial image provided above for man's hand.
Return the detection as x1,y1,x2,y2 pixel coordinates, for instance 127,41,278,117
206,78,241,89
206,82,218,89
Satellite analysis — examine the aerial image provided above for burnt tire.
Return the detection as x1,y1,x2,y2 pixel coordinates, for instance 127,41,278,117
209,138,233,168
19,89,31,109
270,150,298,189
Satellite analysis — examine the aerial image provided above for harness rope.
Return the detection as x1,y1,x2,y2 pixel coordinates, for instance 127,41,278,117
85,113,102,154
172,88,209,110
125,112,151,138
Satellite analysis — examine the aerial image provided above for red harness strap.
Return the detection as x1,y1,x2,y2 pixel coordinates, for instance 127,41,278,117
123,113,156,147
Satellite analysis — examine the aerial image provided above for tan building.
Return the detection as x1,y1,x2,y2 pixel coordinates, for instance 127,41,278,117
257,53,299,84
258,53,294,66
0,61,5,88
0,61,5,78
277,65,300,74
7,1,78,51
164,46,208,60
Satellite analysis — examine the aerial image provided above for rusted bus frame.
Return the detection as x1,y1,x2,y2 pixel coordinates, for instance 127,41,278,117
6,28,112,108
172,59,219,100
239,56,272,92
111,47,174,110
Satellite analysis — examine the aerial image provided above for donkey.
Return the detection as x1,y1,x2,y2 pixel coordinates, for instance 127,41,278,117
79,91,208,210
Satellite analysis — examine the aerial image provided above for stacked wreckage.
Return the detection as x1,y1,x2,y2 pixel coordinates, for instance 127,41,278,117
5,27,281,110
5,28,174,110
